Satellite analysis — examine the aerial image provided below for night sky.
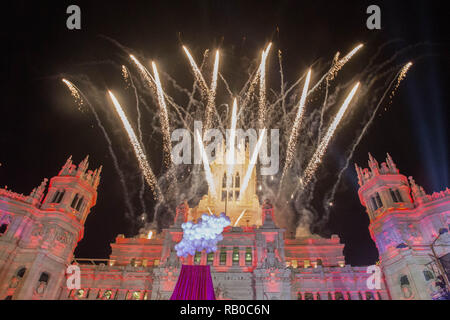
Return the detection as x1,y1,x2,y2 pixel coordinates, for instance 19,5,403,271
2,0,449,266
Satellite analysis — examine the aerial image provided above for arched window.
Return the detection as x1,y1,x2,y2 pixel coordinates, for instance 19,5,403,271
377,292,382,300
317,258,323,267
222,174,227,188
17,267,26,278
0,223,8,236
304,293,314,300
235,172,240,188
316,293,321,300
400,275,410,286
39,272,50,284
346,293,352,300
423,270,434,281
297,292,303,300
335,292,344,300
365,292,375,300
358,292,363,300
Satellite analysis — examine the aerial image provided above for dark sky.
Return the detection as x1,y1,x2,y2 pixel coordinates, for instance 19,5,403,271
2,0,449,266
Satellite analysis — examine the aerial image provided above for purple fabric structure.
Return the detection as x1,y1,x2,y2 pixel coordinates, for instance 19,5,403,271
170,265,216,300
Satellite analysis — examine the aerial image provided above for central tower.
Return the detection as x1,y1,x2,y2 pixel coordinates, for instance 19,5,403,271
190,142,261,227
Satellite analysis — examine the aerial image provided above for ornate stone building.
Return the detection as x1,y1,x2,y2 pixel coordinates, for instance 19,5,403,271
0,153,448,300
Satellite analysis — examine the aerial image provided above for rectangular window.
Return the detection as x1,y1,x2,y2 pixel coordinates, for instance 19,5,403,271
221,191,227,201
194,252,201,265
390,189,399,202
303,259,310,268
207,252,214,265
220,248,227,265
232,247,240,265
245,247,252,265
395,189,403,202
375,193,383,208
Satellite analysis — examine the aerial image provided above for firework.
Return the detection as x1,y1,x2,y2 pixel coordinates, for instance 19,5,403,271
258,43,272,128
301,82,360,185
391,62,413,100
195,130,216,197
239,129,266,199
234,209,247,226
108,91,161,199
62,79,136,220
152,61,173,167
281,69,312,185
226,98,238,188
129,55,156,91
62,78,84,110
328,44,364,81
204,50,220,131
182,46,209,95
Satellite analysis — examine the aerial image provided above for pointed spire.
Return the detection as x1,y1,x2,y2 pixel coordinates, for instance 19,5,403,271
386,153,398,173
355,163,363,186
368,153,380,176
59,155,73,176
408,176,426,201
93,165,102,189
29,178,48,203
77,155,90,176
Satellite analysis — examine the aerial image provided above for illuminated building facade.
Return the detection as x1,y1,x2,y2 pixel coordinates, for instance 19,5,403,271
0,153,448,300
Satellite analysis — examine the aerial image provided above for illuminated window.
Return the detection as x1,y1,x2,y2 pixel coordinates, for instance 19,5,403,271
194,252,202,265
220,248,227,265
335,292,344,300
132,291,141,300
207,252,214,265
76,289,85,299
377,292,382,300
297,292,303,300
103,290,112,300
316,293,321,300
232,247,239,265
303,259,310,268
317,259,323,267
245,247,252,265
291,260,298,268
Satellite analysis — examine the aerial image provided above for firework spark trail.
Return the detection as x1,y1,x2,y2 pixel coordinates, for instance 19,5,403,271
323,63,413,217
239,129,266,199
328,44,364,81
234,209,247,227
195,130,216,197
280,69,312,186
317,79,330,142
182,46,209,96
226,98,238,189
108,91,162,200
122,65,147,216
152,62,174,167
204,50,220,131
62,79,136,221
129,55,157,91
278,50,287,116
258,43,272,128
300,82,360,186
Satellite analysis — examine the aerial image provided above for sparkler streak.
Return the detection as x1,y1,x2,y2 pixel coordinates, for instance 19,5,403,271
195,130,216,197
204,50,220,131
108,91,162,200
239,129,266,199
183,46,209,95
280,69,312,186
301,82,360,186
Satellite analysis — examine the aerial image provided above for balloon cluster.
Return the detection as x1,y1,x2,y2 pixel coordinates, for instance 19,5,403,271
175,213,231,257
